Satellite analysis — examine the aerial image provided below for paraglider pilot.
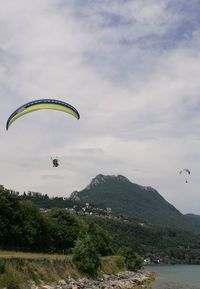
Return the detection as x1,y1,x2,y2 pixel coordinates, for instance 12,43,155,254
52,158,59,167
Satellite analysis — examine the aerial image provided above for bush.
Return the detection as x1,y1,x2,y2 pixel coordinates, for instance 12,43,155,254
72,234,101,276
87,222,113,256
118,247,143,271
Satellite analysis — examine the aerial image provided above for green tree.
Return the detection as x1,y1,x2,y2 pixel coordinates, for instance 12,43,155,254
118,247,143,271
87,222,113,256
0,187,50,251
72,234,100,276
47,209,83,252
19,201,50,251
0,186,23,248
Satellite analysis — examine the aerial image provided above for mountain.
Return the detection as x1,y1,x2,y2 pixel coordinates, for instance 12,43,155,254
185,213,200,220
185,214,200,230
70,174,200,233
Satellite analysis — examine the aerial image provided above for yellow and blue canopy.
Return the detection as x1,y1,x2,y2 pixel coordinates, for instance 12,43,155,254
6,99,80,130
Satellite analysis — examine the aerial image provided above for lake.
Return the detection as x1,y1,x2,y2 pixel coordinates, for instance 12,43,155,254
146,265,200,289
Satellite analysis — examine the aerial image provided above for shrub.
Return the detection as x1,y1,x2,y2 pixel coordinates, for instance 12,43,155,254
118,247,143,271
72,234,100,276
87,222,113,256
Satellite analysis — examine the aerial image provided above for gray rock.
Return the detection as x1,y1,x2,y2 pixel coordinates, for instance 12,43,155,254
58,280,67,286
37,270,152,289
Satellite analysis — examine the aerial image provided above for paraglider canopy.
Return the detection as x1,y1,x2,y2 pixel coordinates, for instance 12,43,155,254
179,169,190,175
6,99,80,130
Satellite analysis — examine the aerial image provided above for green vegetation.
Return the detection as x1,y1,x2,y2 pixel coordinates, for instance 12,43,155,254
72,234,101,276
0,186,114,256
46,208,84,252
118,247,143,271
0,186,85,253
100,256,126,274
0,255,79,289
0,254,129,289
88,216,200,264
19,191,79,209
1,176,200,274
0,185,142,285
87,222,113,256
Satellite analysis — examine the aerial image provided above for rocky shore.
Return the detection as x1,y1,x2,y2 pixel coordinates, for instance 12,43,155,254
30,270,153,289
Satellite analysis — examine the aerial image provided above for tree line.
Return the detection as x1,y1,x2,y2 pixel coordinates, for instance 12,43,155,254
2,185,200,267
0,186,110,254
0,186,143,275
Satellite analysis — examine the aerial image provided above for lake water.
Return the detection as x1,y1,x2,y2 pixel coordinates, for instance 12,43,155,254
146,265,200,289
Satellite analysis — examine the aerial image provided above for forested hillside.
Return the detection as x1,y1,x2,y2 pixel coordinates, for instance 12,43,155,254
2,180,200,264
71,174,200,233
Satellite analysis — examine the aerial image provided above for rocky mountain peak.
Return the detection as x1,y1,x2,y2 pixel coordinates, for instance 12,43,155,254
85,174,130,190
139,185,157,192
116,175,130,183
69,190,80,201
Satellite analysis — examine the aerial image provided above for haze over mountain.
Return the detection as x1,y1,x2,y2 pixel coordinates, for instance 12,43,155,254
70,174,200,233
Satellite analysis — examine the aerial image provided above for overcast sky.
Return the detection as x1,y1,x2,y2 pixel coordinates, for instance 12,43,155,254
0,0,200,214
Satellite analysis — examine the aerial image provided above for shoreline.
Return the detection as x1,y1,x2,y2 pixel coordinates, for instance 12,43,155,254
30,270,154,289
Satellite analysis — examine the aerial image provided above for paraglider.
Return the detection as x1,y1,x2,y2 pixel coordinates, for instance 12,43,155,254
179,169,190,183
6,99,80,130
6,99,80,167
51,157,59,168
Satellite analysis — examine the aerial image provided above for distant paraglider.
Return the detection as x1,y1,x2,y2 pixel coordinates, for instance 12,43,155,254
179,169,190,183
51,157,59,168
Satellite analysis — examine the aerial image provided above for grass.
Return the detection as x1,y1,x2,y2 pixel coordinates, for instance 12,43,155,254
100,255,126,275
0,250,71,260
0,251,128,289
0,251,79,289
0,251,147,289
